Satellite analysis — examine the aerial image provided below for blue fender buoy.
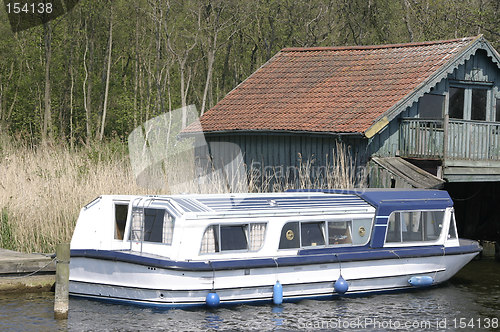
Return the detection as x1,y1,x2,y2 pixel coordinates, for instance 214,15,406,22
273,280,283,305
334,275,349,294
206,291,220,307
408,276,434,287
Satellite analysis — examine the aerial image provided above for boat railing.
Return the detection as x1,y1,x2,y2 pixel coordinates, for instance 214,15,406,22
129,196,152,253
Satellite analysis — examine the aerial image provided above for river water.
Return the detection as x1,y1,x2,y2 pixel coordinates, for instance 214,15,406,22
0,260,499,331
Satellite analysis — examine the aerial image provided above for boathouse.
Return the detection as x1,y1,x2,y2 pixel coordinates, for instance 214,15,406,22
183,35,500,242
187,36,499,184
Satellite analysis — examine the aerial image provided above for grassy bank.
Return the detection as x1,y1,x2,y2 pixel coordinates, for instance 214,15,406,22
0,136,361,253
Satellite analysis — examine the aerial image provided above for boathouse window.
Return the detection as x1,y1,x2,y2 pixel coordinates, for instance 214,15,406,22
114,203,128,240
449,84,491,121
449,87,465,119
471,89,487,121
386,210,445,244
419,93,444,119
200,223,267,253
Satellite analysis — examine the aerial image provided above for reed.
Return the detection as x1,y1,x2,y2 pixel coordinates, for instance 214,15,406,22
0,136,152,253
0,135,363,253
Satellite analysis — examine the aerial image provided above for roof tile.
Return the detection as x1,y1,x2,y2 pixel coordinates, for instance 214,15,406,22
191,37,476,134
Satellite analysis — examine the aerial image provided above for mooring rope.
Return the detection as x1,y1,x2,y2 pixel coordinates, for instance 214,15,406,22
3,255,57,279
208,260,216,290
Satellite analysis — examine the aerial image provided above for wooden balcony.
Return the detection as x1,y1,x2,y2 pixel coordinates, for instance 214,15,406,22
400,118,500,161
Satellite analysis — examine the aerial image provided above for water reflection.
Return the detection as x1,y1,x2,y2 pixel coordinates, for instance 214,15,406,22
204,312,223,330
0,260,498,331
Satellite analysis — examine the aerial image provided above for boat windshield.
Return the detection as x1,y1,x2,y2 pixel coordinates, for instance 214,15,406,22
385,210,445,244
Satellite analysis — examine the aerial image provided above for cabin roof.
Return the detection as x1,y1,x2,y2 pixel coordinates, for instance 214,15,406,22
140,190,453,215
168,193,372,214
184,36,500,137
291,189,454,210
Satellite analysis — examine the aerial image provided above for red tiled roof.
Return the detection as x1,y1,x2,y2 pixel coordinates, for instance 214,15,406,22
191,37,477,135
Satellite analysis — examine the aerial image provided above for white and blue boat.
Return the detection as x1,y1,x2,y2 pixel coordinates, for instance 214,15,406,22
69,189,481,307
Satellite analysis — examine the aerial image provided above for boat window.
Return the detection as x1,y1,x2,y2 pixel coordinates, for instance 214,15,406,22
328,221,352,245
279,222,300,249
130,208,176,244
162,212,174,245
220,225,248,251
301,222,325,247
201,225,219,253
422,210,445,241
402,212,423,242
280,218,372,249
448,212,458,240
131,208,144,241
114,203,128,240
386,210,445,244
386,212,402,242
200,223,267,253
249,223,267,251
144,208,165,243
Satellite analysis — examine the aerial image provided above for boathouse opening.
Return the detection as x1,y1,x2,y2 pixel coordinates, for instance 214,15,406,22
444,182,500,244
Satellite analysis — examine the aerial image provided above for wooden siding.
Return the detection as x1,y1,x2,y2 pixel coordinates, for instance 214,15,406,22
367,103,418,157
205,134,368,167
448,49,499,84
197,134,369,189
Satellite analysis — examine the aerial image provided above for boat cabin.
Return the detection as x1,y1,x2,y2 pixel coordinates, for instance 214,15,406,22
71,190,461,261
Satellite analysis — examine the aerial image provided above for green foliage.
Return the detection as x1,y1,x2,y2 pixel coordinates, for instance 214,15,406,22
0,0,498,145
0,208,16,250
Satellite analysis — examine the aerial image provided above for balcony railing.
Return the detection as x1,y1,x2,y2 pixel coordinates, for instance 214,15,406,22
400,118,500,160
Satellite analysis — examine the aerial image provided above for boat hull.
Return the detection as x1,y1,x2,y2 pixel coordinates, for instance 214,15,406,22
69,248,478,307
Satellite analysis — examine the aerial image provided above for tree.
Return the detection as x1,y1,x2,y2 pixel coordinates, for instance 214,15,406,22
99,1,113,141
42,21,52,143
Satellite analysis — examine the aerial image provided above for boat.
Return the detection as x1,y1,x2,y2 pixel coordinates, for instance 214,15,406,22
69,189,481,307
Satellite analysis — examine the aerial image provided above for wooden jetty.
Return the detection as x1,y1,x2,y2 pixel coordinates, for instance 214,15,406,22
0,248,56,293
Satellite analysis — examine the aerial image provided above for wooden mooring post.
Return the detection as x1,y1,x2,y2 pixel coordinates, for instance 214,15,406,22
54,243,70,319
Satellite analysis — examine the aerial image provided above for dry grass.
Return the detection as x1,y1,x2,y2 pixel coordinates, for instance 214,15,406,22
0,136,153,253
0,135,363,253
